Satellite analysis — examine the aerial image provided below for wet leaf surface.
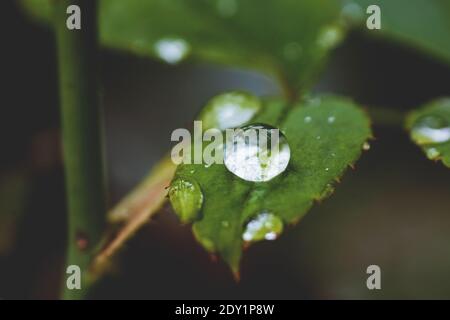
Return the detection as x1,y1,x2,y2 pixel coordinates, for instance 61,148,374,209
170,94,372,273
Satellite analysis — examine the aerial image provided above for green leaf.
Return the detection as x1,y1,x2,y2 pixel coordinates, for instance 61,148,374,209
21,0,450,81
170,93,372,274
348,0,450,64
21,0,344,90
406,98,450,167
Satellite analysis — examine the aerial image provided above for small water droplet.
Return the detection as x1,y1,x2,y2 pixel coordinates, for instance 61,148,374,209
317,25,343,49
363,142,371,151
411,115,450,145
331,152,336,157
426,147,441,160
154,38,190,64
340,1,364,26
316,135,321,140
216,0,238,17
328,116,336,123
190,169,195,174
224,124,291,182
283,42,303,61
199,91,261,130
221,220,230,228
242,212,283,242
169,177,203,223
325,167,329,172
304,116,312,123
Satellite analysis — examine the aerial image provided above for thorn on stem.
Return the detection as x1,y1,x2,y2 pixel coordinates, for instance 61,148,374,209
76,230,89,251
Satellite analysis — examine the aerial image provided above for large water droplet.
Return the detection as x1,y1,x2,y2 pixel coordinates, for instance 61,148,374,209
199,91,261,131
242,212,283,242
224,124,291,182
154,38,190,64
411,115,450,145
169,177,203,223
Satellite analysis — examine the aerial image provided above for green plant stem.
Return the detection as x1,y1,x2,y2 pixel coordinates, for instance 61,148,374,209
54,0,106,299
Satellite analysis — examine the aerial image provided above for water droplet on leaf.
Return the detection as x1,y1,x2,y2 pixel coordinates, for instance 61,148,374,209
328,116,335,123
199,91,261,130
169,177,203,223
242,212,283,242
224,124,291,182
426,147,440,159
154,38,190,64
411,115,450,145
304,116,312,123
363,141,371,150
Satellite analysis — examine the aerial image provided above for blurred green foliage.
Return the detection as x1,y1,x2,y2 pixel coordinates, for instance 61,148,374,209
21,0,343,91
352,0,450,64
21,0,450,91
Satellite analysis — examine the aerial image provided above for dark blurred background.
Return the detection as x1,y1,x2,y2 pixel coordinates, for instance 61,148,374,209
1,1,450,299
